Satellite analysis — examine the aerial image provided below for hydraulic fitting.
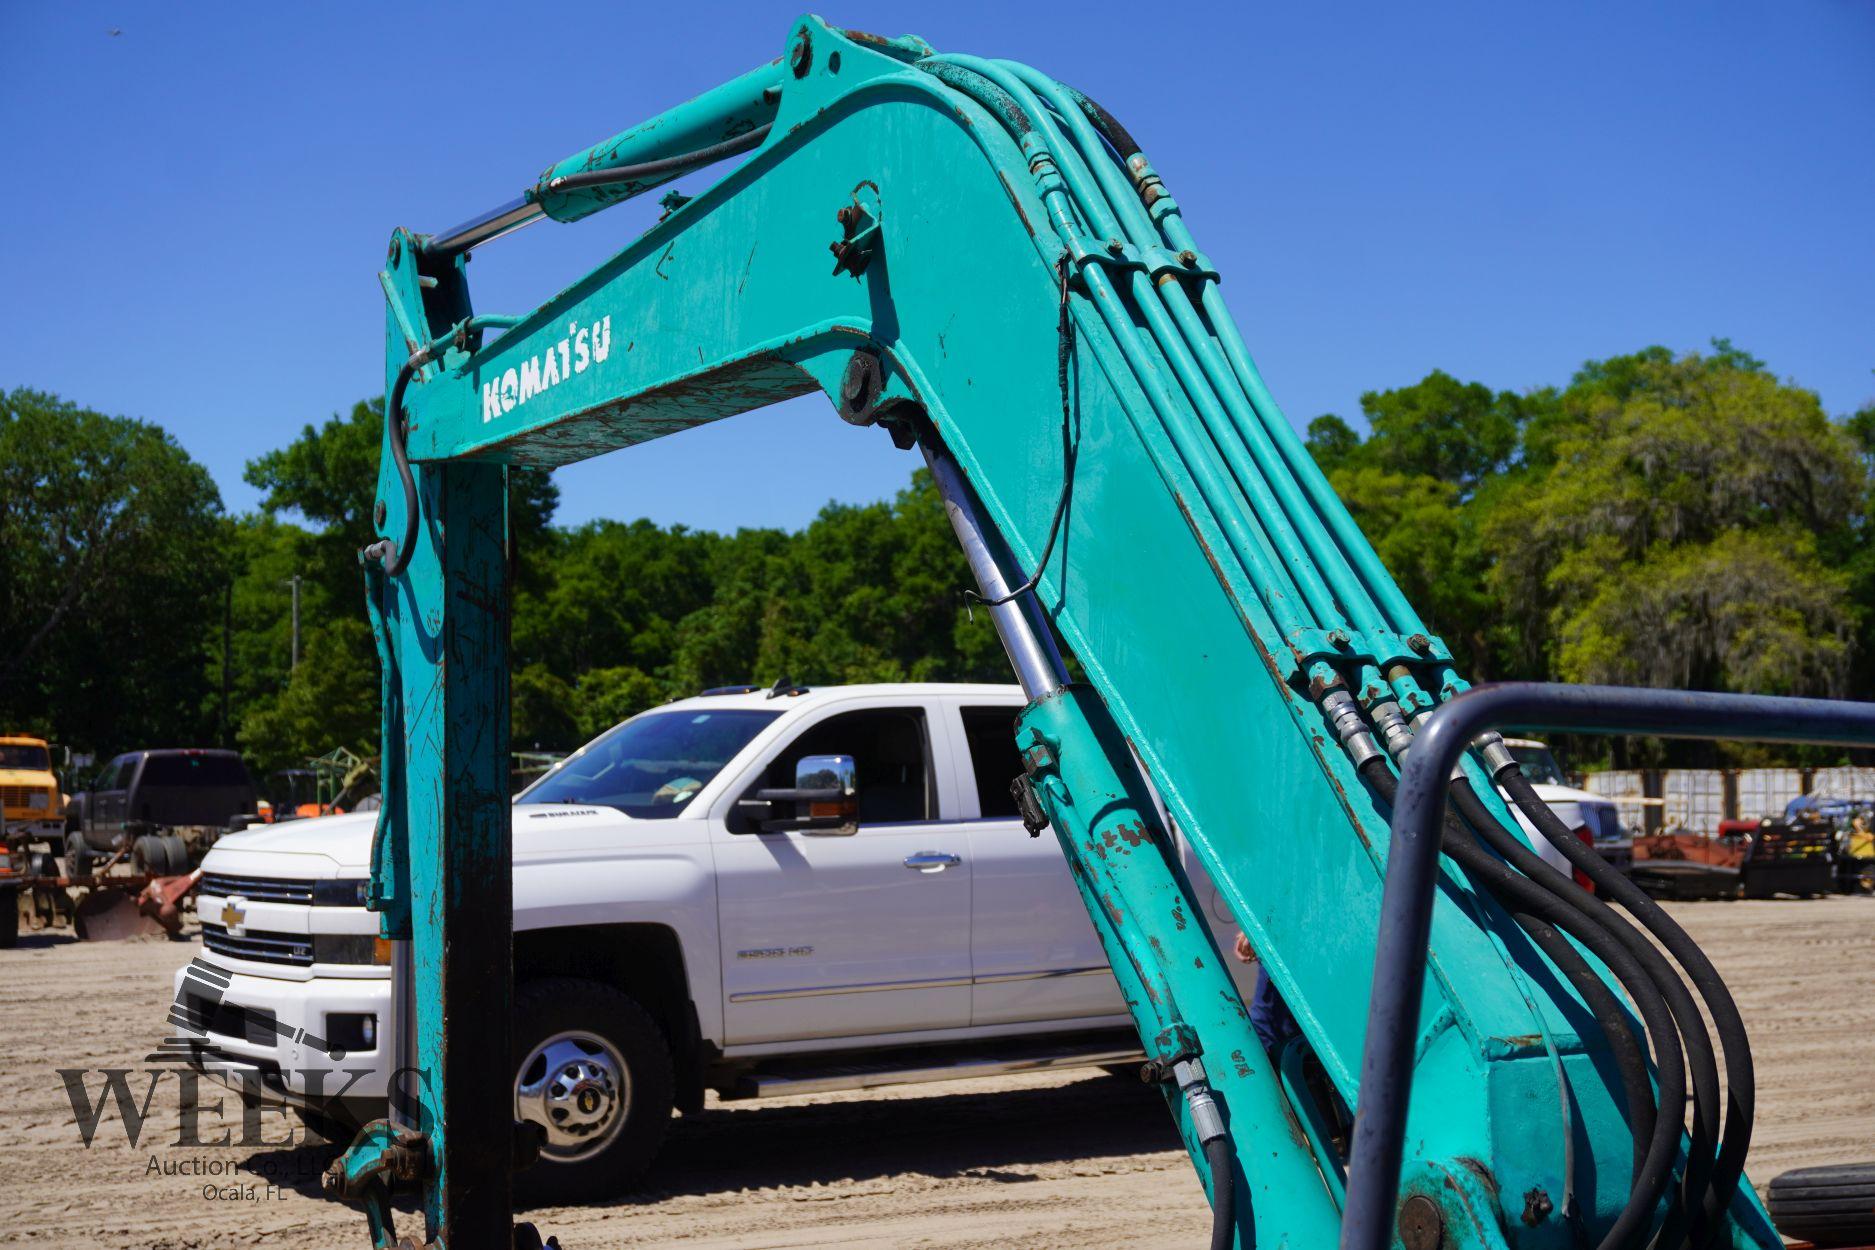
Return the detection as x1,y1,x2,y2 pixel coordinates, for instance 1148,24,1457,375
1320,687,1384,769
1369,701,1416,762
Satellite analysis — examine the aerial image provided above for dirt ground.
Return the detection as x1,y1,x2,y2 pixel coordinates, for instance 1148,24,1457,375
2,897,1868,1249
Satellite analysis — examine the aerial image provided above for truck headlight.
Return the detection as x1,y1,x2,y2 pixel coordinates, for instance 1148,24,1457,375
312,878,370,907
312,934,394,965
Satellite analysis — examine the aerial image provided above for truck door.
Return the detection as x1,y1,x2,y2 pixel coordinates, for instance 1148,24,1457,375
90,755,135,839
948,701,1126,1026
713,703,972,1046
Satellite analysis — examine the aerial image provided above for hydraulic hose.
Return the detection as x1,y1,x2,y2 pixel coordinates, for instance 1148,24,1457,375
1356,757,1684,1250
1514,913,1655,1181
371,359,419,577
1448,779,1721,1241
540,124,773,195
1205,1135,1235,1250
1499,769,1757,1245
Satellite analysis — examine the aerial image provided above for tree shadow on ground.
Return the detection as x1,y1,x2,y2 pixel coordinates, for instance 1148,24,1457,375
232,1071,1177,1216
550,1070,1178,1212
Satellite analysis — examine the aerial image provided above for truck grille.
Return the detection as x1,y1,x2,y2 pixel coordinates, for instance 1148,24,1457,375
201,923,313,967
1,785,52,810
199,873,315,905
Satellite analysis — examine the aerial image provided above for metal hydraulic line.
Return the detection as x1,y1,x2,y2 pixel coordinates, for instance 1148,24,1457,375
919,59,1341,692
1188,229,1430,643
938,55,1359,652
1032,114,1452,719
1006,66,1436,723
1011,65,1401,656
1072,112,1443,667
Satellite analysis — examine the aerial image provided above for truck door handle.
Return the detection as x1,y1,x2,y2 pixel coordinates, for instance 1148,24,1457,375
903,851,961,872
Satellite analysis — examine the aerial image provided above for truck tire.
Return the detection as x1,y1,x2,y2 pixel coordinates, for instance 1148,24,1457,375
159,833,189,873
0,887,18,948
64,830,96,879
512,977,674,1206
132,834,185,876
1768,1162,1875,1248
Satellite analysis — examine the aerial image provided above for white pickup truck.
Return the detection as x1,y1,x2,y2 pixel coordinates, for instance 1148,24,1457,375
170,683,1250,1201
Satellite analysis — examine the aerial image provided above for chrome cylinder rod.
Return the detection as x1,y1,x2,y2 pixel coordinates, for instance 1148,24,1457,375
426,197,543,258
919,439,1067,700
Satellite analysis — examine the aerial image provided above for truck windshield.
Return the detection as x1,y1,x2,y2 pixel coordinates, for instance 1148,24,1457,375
141,754,253,787
1507,744,1568,787
518,709,780,818
0,745,50,771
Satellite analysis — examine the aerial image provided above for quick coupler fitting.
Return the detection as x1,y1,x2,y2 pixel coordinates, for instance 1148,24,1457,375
1319,688,1383,769
1369,701,1416,762
1173,1057,1227,1145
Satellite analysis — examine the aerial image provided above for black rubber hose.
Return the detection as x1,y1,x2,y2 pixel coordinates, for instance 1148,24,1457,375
375,359,419,577
1436,823,1687,1250
542,124,773,195
1057,82,1145,163
1500,768,1756,1245
1449,779,1720,1241
1357,757,1683,1250
1205,1135,1234,1250
1514,911,1656,1181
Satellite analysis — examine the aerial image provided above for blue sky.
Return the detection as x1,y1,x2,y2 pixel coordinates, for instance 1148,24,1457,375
3,2,1870,533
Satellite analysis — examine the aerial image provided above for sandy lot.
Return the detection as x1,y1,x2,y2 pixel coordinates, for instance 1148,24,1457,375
2,897,1868,1248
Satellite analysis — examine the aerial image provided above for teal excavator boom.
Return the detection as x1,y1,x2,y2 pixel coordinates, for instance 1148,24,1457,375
337,17,1821,1248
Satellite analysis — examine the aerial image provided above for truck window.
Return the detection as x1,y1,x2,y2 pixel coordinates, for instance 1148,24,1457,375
520,708,780,818
140,754,253,787
765,707,934,825
0,744,50,771
959,706,1023,819
103,755,137,790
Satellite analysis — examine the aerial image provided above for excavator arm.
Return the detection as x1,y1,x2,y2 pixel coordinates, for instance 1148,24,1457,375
343,18,1794,1249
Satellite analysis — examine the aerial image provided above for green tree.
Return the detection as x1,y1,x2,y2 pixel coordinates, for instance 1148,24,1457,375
1356,369,1529,493
237,617,381,769
0,389,227,752
572,666,666,741
236,398,563,762
1488,344,1861,694
1304,414,1362,472
245,398,560,605
1323,463,1504,677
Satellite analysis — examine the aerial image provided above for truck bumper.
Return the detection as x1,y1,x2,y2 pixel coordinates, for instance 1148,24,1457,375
169,959,392,1115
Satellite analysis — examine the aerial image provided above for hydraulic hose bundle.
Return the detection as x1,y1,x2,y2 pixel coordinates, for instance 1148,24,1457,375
911,50,1756,1250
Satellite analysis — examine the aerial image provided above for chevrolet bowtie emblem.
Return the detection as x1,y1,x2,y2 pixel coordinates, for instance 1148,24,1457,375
222,900,246,931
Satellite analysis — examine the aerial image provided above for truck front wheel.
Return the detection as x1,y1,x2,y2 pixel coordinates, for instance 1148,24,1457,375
512,977,674,1205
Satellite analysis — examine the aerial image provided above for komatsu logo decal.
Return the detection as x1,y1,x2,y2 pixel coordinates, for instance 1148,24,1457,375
482,315,611,422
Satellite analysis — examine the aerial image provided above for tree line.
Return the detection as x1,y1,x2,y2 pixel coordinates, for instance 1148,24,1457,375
3,339,1871,776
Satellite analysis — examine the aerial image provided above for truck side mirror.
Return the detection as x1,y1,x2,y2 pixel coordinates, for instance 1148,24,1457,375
743,754,859,835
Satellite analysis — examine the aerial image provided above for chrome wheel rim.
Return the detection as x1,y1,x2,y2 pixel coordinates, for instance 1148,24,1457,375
514,1030,630,1163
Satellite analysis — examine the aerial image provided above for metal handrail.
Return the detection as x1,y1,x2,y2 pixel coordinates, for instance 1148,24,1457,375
1340,682,1875,1250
